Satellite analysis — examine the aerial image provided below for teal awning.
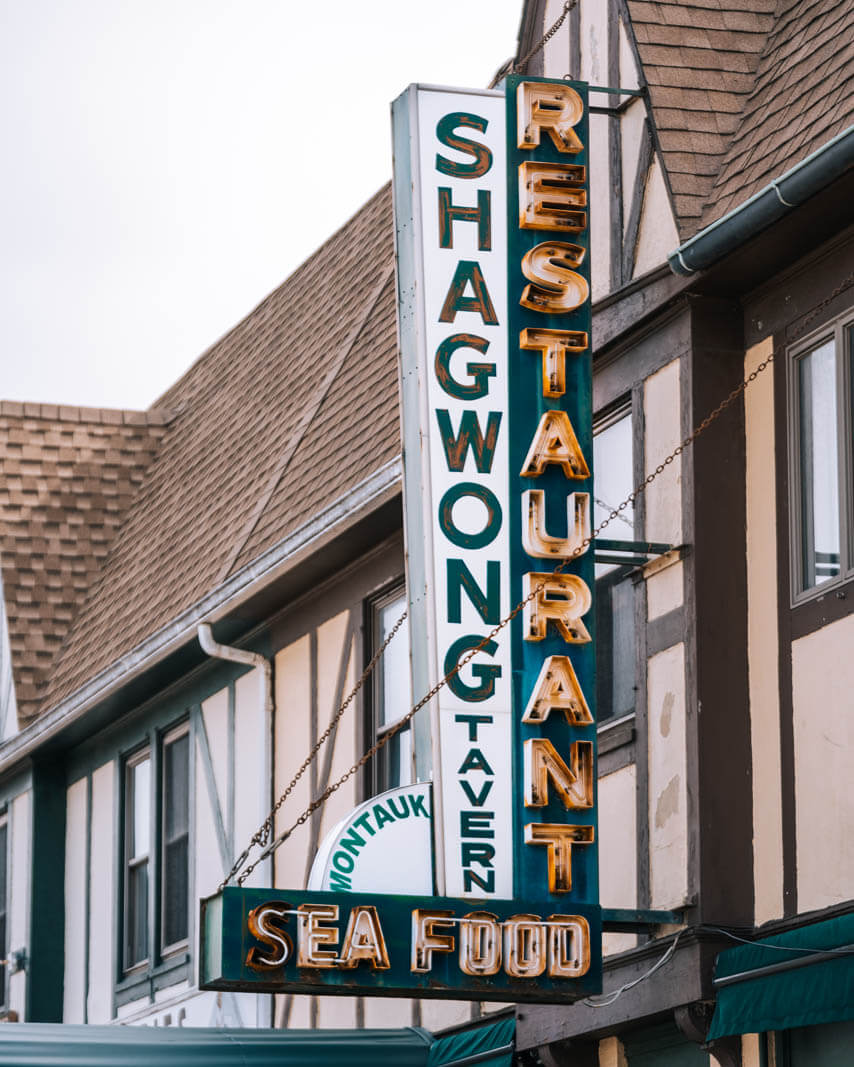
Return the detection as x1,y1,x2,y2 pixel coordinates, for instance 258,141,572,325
427,1015,514,1067
709,912,854,1039
0,1024,433,1066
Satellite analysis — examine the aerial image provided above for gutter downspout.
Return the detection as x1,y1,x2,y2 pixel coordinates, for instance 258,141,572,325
197,622,274,1029
668,124,854,276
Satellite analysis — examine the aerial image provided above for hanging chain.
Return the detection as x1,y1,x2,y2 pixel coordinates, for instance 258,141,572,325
216,609,408,891
513,0,577,75
228,269,854,888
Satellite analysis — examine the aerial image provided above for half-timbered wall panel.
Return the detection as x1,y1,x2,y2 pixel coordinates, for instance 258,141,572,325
792,614,854,912
646,559,683,622
744,337,784,925
234,668,269,889
311,611,357,872
197,687,231,896
620,100,646,225
600,764,638,955
273,635,312,890
647,643,688,909
644,359,682,546
86,761,114,1023
633,160,679,278
201,689,229,845
589,111,612,303
63,776,87,1022
578,0,609,85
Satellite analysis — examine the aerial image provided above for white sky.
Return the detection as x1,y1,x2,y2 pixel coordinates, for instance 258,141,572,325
0,0,523,410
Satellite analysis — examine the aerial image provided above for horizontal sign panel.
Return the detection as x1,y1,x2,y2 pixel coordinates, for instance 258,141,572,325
200,887,601,1003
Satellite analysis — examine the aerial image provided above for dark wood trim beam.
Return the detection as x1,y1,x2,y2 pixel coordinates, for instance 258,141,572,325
622,121,654,284
608,0,624,291
688,298,753,927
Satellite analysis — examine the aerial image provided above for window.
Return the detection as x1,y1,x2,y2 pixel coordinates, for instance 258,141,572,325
124,750,150,970
593,404,637,722
0,813,7,1007
122,722,190,976
791,316,854,598
161,726,190,952
368,585,414,795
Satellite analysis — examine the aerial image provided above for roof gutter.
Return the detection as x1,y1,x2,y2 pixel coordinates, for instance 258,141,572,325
668,124,854,276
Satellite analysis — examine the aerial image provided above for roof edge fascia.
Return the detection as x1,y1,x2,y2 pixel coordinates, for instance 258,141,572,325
668,125,854,276
0,458,402,776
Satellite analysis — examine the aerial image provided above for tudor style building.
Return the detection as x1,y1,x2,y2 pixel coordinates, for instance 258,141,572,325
0,0,853,1064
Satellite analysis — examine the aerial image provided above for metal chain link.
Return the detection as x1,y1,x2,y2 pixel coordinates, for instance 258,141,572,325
216,609,408,891
513,0,577,75
229,269,854,887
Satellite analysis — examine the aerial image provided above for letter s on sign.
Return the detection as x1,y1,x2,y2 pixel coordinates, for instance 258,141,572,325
520,242,589,314
436,113,493,178
245,901,293,971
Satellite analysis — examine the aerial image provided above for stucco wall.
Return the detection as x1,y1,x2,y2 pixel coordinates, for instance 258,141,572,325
647,643,688,908
792,612,854,911
599,764,638,955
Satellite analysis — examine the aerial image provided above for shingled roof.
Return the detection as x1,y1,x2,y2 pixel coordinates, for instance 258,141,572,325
626,0,778,237
0,402,171,722
38,184,399,714
627,0,854,238
703,0,854,224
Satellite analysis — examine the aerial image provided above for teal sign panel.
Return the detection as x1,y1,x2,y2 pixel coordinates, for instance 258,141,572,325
503,76,598,909
200,887,601,1003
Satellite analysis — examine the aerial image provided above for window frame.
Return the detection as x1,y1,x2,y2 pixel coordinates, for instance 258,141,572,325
593,397,639,724
119,716,191,989
787,310,854,605
365,580,415,798
159,722,191,959
122,745,151,975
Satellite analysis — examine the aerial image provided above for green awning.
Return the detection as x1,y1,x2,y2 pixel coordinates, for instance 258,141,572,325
709,912,854,1039
0,1024,433,1066
427,1015,514,1067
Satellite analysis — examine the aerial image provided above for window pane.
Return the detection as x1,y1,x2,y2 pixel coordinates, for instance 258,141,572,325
378,595,411,727
594,409,636,721
163,838,189,947
385,724,413,790
130,757,150,860
798,340,840,588
127,859,148,966
162,731,189,947
164,734,189,841
593,412,634,577
595,567,635,721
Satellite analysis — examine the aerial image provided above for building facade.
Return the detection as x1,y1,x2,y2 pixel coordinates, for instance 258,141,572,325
0,0,853,1063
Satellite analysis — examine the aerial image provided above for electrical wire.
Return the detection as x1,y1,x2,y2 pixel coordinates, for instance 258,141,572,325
582,930,684,1007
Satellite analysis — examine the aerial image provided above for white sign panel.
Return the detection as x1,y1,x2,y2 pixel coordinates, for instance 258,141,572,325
393,86,512,898
308,784,433,895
